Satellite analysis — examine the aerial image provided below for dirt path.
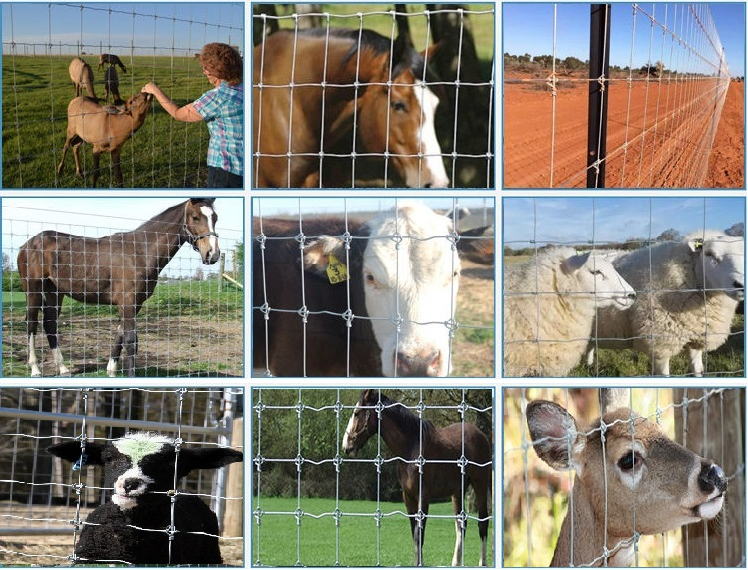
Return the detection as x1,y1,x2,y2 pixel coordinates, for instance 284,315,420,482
504,75,744,188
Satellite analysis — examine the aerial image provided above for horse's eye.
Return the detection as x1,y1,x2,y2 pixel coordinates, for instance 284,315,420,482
391,100,408,112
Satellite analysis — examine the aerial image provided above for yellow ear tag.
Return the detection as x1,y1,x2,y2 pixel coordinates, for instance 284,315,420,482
326,254,349,284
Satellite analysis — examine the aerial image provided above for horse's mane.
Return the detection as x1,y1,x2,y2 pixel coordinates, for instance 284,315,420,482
133,202,186,233
375,393,437,436
296,27,440,85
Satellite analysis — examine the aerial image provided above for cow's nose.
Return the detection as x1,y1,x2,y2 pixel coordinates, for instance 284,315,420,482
396,350,441,377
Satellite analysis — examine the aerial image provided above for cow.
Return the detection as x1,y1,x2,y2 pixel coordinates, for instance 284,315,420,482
252,202,494,377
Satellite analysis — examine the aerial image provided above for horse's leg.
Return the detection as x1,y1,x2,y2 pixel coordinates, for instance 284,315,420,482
451,495,466,566
91,149,101,187
24,287,43,377
42,289,70,376
474,477,490,566
403,491,422,566
120,306,137,377
107,323,124,377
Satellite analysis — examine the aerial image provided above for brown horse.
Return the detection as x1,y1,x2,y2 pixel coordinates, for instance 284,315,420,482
253,28,449,188
342,389,491,566
16,199,220,377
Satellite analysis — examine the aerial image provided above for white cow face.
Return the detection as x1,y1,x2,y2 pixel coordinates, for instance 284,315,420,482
362,204,461,376
689,233,745,302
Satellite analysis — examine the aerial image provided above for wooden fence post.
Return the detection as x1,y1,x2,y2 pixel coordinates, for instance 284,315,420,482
673,388,745,566
223,416,244,538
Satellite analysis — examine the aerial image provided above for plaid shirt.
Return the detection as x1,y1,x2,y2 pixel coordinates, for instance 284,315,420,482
193,81,244,176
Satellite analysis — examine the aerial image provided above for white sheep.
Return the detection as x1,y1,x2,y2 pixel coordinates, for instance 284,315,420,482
589,231,744,376
47,432,243,565
504,247,636,377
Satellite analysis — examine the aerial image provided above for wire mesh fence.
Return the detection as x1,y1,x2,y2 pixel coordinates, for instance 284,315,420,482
251,388,493,567
252,197,495,378
2,2,244,188
252,4,495,188
503,2,739,188
504,387,746,567
0,387,244,566
503,196,745,377
2,197,244,378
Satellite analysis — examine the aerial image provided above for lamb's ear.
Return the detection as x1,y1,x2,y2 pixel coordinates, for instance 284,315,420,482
177,447,243,477
687,237,705,253
526,400,584,471
47,441,107,465
560,251,591,275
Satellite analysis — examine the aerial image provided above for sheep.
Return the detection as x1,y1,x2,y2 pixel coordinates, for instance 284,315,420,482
589,231,745,376
68,57,97,100
104,65,124,105
504,247,636,376
47,432,243,565
57,92,153,187
98,53,127,73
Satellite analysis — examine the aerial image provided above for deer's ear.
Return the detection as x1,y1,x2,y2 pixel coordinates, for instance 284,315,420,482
526,400,584,471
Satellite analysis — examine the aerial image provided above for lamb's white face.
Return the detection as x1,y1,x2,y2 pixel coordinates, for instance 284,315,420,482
564,253,636,310
107,434,175,510
692,234,745,301
362,205,460,377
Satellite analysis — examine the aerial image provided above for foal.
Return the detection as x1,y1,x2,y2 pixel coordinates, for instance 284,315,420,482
17,198,220,377
342,389,492,566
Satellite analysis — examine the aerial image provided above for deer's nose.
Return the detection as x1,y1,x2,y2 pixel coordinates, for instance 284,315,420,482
699,462,727,494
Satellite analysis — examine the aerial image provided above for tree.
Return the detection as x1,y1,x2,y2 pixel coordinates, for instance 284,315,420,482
656,228,681,242
725,222,744,237
2,252,11,272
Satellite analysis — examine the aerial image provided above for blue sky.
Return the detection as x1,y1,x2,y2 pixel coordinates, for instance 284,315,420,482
503,3,745,76
2,2,244,56
2,197,245,277
503,197,746,247
252,197,495,219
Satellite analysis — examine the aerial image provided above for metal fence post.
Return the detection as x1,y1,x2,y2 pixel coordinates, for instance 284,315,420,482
587,4,611,188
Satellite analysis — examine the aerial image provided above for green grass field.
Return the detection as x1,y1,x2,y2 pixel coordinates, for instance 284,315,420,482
3,55,212,188
270,3,495,71
252,495,493,567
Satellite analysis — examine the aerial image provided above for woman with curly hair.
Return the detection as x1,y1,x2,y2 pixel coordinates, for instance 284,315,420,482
142,42,243,188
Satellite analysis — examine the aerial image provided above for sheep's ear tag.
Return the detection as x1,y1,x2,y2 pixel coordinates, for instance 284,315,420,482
694,239,704,250
326,255,349,284
72,453,88,471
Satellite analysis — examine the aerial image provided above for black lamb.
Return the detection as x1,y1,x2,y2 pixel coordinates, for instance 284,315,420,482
47,432,243,565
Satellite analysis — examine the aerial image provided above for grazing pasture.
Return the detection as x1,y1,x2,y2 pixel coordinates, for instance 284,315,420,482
3,55,212,188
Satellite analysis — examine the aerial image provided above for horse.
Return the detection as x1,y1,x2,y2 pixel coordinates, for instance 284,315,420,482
16,198,220,377
253,28,450,188
342,389,491,566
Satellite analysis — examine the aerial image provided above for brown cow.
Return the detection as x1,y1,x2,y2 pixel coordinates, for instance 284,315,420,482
252,202,494,377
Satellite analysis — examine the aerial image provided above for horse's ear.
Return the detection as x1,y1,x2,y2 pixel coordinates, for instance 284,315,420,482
189,198,216,206
391,34,409,67
421,41,443,66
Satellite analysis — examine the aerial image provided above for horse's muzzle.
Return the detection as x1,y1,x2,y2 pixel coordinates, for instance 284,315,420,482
203,248,220,265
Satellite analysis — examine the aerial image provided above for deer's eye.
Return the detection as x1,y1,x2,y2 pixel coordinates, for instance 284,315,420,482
618,451,643,471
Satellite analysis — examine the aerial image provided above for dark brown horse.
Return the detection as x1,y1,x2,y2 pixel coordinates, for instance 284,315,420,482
342,389,491,566
253,28,449,188
17,199,220,377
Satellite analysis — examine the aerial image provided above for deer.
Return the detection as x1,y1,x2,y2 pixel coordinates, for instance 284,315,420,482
525,396,727,567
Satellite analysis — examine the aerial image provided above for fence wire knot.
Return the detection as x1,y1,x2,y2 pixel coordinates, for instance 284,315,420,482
298,305,310,323
545,72,558,96
254,454,265,471
597,75,607,91
294,454,304,472
342,309,354,328
260,302,270,321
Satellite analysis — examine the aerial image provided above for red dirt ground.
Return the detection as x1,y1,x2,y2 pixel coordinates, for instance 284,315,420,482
504,74,744,188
